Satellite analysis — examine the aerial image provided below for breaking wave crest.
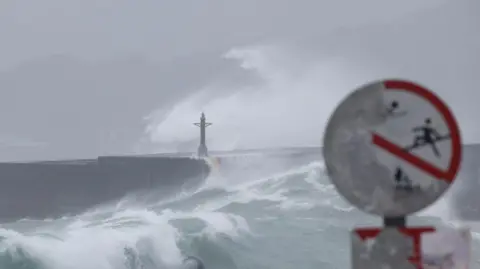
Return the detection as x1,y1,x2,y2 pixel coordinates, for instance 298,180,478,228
0,157,466,269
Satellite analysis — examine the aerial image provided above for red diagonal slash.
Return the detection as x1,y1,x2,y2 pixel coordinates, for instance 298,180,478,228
372,134,449,180
370,79,462,183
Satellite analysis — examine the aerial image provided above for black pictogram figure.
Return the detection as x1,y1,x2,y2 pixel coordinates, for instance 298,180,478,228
404,118,450,158
394,167,414,191
385,100,407,118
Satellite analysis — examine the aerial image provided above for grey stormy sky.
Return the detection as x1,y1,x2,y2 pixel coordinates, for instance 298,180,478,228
0,0,478,160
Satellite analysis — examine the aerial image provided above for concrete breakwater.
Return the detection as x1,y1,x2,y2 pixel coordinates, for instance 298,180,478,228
0,155,210,222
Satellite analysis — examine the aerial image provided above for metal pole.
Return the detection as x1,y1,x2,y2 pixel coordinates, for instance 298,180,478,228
383,216,406,227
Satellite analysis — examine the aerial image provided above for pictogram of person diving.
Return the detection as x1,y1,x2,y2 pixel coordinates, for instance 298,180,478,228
384,100,407,118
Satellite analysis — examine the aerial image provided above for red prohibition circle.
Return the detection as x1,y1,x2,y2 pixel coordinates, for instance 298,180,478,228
371,79,462,183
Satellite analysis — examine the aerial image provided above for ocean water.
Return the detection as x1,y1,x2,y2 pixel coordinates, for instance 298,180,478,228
0,156,478,269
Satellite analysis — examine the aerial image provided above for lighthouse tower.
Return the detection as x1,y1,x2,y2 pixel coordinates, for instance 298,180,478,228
193,112,212,157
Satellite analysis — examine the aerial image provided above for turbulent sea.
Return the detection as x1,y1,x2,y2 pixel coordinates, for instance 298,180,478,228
0,154,479,269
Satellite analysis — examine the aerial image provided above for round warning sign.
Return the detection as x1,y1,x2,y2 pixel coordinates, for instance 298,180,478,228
323,79,462,217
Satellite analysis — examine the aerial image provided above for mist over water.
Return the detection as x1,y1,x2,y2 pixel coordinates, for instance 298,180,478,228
0,0,478,268
1,39,479,268
143,45,376,153
137,44,480,269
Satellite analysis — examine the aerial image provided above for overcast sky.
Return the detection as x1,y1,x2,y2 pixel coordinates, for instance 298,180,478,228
0,0,478,161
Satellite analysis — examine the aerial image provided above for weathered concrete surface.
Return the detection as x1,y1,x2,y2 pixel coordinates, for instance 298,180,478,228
0,155,210,222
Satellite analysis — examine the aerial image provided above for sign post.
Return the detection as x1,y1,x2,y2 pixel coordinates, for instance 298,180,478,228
322,79,468,269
